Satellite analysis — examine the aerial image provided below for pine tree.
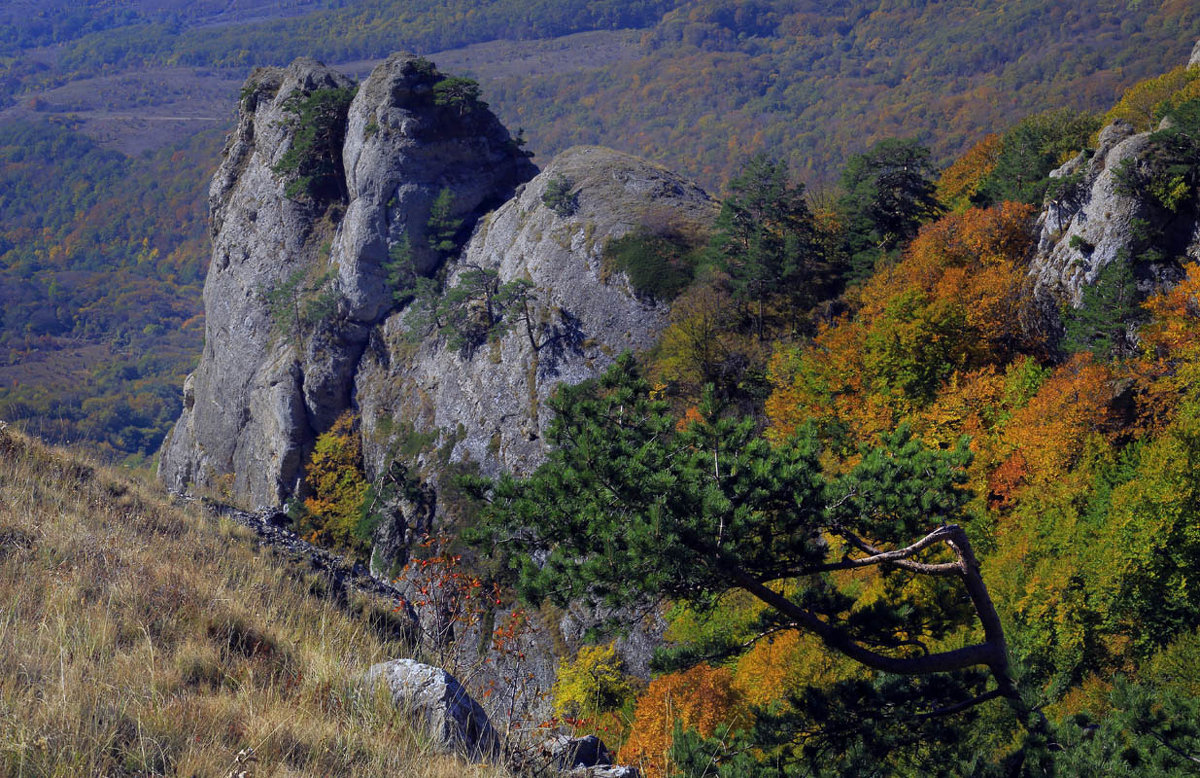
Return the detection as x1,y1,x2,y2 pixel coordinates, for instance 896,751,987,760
711,154,819,339
468,356,1033,746
837,138,942,281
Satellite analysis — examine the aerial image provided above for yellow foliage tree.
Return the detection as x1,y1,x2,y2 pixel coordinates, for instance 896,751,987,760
302,410,371,552
766,202,1037,445
938,133,1002,211
1101,65,1200,133
731,630,864,709
552,642,642,741
1134,263,1200,428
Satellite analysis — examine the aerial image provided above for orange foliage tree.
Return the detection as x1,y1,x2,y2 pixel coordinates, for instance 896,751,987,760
767,202,1037,443
618,663,747,778
937,133,1002,211
1133,263,1200,428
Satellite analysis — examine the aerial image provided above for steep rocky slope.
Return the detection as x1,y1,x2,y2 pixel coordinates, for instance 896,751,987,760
159,56,717,568
357,146,715,479
158,55,537,506
1029,120,1199,308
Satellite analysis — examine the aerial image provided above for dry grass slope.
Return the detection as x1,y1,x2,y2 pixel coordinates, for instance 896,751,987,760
0,425,509,777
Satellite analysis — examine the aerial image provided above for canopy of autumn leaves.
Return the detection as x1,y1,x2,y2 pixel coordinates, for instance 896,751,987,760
615,73,1200,764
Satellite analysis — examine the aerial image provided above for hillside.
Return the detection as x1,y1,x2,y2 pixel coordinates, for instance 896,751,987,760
4,1,1200,460
4,5,1200,774
107,33,1200,775
0,121,217,463
0,423,510,776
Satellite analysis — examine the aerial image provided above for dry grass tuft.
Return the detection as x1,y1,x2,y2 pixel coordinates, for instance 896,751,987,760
0,426,511,777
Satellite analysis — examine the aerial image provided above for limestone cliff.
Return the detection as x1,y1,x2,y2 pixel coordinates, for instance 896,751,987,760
1026,118,1200,340
158,56,717,561
1025,42,1200,335
356,146,716,569
158,55,537,506
357,146,715,481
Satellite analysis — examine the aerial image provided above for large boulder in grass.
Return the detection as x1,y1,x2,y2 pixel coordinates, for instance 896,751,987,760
364,658,500,760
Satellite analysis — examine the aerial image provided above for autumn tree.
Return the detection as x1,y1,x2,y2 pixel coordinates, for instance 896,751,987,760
1101,65,1200,133
301,410,371,553
650,278,766,404
618,664,747,778
552,642,642,742
468,356,1038,764
937,133,1002,212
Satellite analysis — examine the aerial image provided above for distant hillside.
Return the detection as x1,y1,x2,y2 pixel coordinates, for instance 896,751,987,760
481,0,1200,187
3,0,1200,459
3,0,1198,186
0,122,216,462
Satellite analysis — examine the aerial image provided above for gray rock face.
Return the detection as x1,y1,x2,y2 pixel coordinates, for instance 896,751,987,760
540,734,613,770
337,54,537,324
573,767,640,778
1190,38,1200,68
364,659,500,760
159,59,355,504
158,55,535,506
1027,118,1199,322
1028,121,1152,306
356,146,717,495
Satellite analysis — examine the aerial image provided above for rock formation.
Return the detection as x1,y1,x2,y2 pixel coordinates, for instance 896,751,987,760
1026,118,1200,337
356,145,715,482
159,55,716,570
159,55,537,506
364,659,500,760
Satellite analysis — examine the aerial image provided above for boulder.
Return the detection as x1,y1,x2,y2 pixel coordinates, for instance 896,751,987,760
364,658,500,761
571,767,640,778
540,733,612,770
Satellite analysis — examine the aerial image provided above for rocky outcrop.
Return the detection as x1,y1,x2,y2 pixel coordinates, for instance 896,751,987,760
159,57,714,723
158,55,535,506
539,734,613,770
356,146,716,496
1027,119,1199,316
158,55,714,514
364,659,500,760
336,54,536,324
352,146,709,713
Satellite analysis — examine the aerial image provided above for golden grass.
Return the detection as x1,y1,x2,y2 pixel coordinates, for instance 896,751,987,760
0,426,511,777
